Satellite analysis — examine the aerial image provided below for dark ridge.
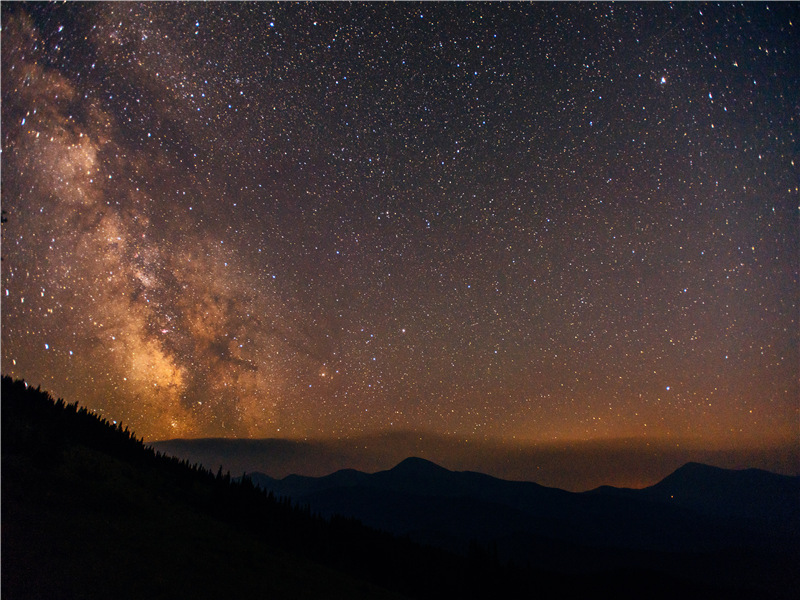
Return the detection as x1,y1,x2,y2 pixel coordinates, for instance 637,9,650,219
641,461,800,526
4,376,794,600
249,444,799,600
389,456,452,474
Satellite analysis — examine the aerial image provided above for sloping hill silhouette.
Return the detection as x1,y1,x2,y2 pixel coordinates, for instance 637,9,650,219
1,377,408,600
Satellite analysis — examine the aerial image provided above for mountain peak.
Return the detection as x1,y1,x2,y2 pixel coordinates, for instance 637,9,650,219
674,461,723,474
390,456,450,475
662,461,776,486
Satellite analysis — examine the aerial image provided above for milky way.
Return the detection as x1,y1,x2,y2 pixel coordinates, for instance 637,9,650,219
2,3,797,448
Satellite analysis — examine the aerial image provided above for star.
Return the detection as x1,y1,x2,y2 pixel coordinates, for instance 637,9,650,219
0,1,795,462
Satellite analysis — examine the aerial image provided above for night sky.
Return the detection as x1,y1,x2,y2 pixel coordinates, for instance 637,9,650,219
2,2,797,477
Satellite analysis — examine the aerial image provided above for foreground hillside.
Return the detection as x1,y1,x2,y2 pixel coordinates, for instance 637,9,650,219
2,377,408,600
3,376,794,599
0,376,624,599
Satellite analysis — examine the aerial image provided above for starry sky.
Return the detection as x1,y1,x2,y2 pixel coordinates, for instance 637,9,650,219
2,3,797,464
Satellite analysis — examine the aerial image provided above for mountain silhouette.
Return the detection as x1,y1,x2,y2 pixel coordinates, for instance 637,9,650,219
645,462,798,521
247,456,799,598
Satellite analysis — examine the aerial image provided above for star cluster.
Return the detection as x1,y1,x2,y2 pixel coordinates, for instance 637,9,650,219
2,3,797,448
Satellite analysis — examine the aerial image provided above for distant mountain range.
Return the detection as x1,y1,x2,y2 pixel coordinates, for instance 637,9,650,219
246,457,799,596
590,461,800,524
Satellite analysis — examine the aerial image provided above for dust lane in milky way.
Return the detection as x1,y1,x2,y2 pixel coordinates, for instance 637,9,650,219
2,3,797,448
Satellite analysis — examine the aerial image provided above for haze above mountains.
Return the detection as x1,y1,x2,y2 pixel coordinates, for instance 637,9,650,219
152,432,798,491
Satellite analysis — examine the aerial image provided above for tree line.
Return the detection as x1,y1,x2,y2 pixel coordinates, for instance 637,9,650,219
2,375,564,599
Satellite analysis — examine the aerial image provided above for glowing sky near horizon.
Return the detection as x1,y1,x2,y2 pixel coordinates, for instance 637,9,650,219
2,3,797,445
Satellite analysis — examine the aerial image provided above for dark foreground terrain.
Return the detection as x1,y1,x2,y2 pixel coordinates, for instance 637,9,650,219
3,376,797,599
